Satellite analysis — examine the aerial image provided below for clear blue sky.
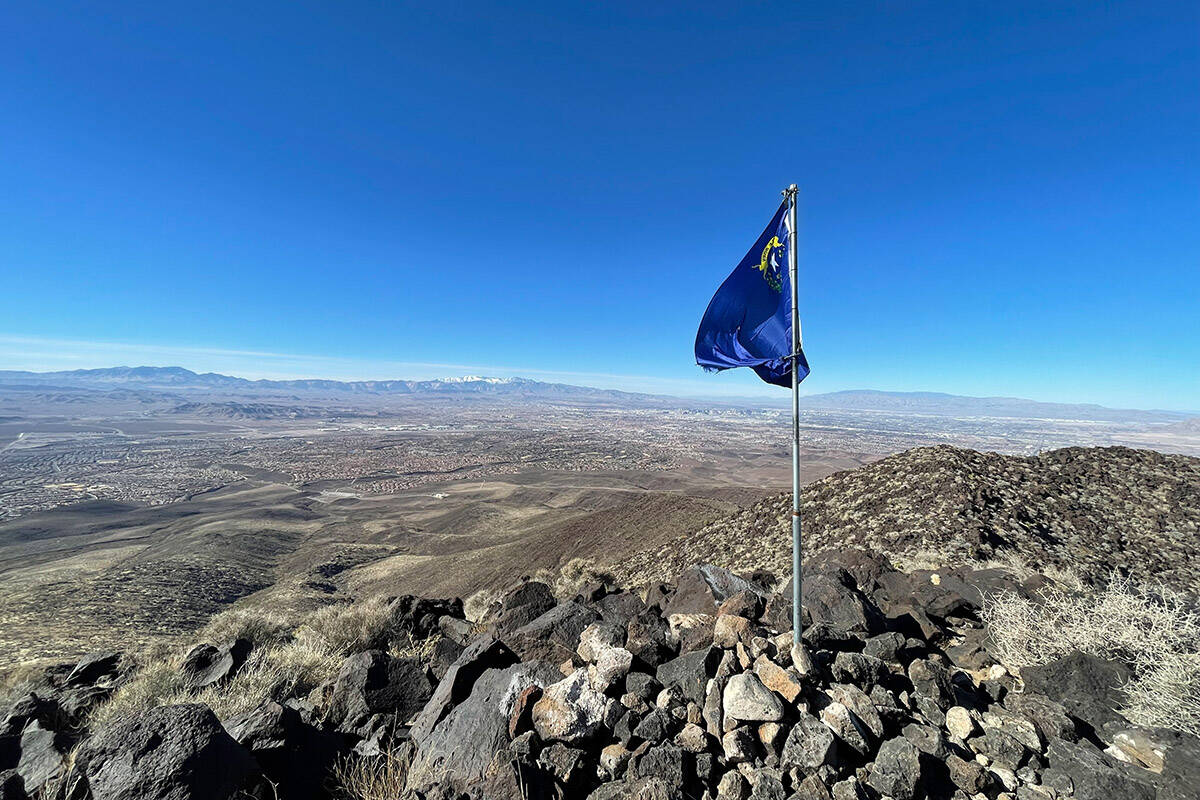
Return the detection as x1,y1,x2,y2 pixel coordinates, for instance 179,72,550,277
2,2,1197,409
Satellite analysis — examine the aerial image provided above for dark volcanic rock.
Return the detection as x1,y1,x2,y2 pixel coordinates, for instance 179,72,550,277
65,652,124,688
865,736,922,800
179,639,250,691
795,573,884,636
664,565,762,617
390,594,463,638
506,601,600,664
224,701,343,800
15,723,65,796
78,704,262,800
492,581,557,634
407,662,561,794
410,634,516,744
656,647,719,705
1022,651,1133,732
1043,737,1156,800
327,650,434,731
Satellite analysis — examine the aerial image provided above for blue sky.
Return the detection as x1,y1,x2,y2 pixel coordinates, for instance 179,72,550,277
2,2,1197,409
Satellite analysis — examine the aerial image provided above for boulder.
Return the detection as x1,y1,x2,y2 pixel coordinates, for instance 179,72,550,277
595,591,648,628
792,774,833,800
179,640,251,691
578,622,626,662
224,701,343,800
407,661,560,792
491,581,557,634
1022,652,1132,732
633,708,675,744
718,590,764,620
65,652,123,688
627,609,675,668
326,650,434,731
713,615,753,649
790,573,884,636
752,656,801,704
664,565,763,617
78,704,262,800
819,702,871,757
723,673,783,723
506,602,600,664
827,683,884,740
628,742,686,786
946,752,989,793
780,713,836,770
389,594,463,638
830,652,889,689
945,705,976,740
1043,737,1156,800
656,647,719,705
532,669,619,743
865,736,922,800
590,646,634,691
1002,692,1076,743
907,658,956,710
409,634,515,743
15,723,65,796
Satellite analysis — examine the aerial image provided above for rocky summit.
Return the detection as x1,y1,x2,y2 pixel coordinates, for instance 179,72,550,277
2,549,1197,800
616,445,1200,592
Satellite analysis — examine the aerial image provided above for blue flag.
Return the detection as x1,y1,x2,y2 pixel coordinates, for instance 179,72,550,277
695,201,810,387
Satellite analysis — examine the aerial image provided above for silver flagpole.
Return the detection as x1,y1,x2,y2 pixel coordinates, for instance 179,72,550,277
785,184,802,650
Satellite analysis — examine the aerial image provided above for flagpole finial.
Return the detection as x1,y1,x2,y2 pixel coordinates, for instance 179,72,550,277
781,183,798,198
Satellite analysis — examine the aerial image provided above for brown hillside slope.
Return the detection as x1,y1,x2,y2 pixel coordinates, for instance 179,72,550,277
613,445,1200,591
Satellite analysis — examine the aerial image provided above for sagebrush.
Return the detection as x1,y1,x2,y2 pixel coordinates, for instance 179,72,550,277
983,572,1200,735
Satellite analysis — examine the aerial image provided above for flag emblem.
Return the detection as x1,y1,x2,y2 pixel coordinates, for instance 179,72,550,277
756,235,784,292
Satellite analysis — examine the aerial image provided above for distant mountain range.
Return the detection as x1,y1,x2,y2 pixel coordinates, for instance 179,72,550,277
795,389,1192,424
0,366,1193,423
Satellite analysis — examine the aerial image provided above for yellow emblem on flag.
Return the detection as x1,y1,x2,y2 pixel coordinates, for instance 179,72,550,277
756,235,784,292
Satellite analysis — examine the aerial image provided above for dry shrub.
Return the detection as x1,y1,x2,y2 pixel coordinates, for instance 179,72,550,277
463,588,500,624
295,597,397,657
333,748,410,800
200,607,294,648
89,595,441,729
983,572,1200,735
191,639,340,720
552,557,615,601
388,632,441,663
88,659,184,730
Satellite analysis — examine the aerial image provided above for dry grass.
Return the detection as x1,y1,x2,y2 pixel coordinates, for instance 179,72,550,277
463,588,501,623
34,745,83,800
295,597,396,657
190,640,341,720
332,747,410,800
88,595,441,729
200,607,294,648
983,572,1200,735
89,658,184,730
551,557,615,601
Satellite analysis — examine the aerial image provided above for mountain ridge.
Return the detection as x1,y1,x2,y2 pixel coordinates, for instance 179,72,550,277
0,366,1194,422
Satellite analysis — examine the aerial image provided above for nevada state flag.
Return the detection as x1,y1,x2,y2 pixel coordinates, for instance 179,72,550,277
694,202,809,387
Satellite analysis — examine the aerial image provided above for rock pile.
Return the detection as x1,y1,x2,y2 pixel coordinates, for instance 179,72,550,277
2,557,1197,800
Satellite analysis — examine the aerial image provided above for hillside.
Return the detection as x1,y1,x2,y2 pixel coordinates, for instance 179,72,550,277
614,445,1200,592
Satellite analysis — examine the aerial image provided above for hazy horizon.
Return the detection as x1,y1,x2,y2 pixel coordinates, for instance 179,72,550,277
4,338,1198,415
